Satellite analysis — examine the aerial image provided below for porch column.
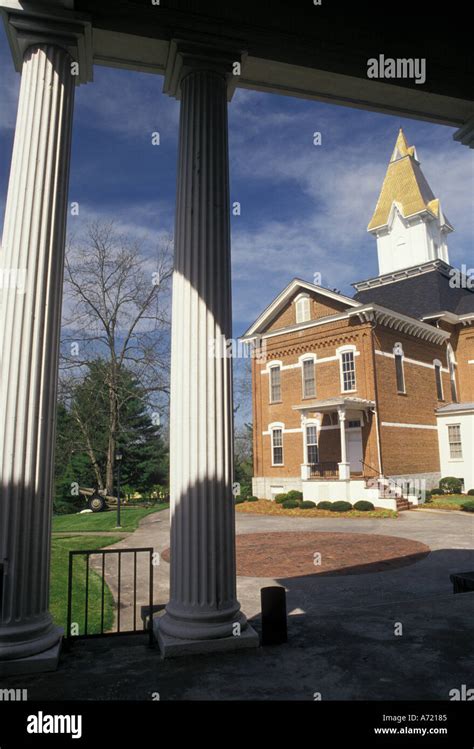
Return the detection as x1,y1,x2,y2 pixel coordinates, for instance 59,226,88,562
156,42,258,655
337,407,350,480
300,413,310,479
0,9,92,673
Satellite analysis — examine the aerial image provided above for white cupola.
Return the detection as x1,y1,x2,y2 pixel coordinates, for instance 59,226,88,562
368,129,453,275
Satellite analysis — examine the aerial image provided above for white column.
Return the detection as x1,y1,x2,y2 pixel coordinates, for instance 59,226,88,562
0,44,77,669
338,407,350,480
156,45,258,654
300,413,310,479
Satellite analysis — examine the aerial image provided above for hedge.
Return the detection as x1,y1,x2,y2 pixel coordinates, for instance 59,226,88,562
282,499,300,509
329,501,353,512
353,500,374,511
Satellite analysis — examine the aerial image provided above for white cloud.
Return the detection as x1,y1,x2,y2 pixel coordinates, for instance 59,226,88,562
75,66,179,139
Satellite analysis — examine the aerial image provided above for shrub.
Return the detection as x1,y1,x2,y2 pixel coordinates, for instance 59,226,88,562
317,501,333,510
299,500,316,509
461,500,474,513
246,496,259,502
274,493,288,504
234,496,245,504
467,489,474,496
329,501,353,513
439,476,463,494
430,488,445,496
286,490,303,501
282,499,300,509
353,500,374,512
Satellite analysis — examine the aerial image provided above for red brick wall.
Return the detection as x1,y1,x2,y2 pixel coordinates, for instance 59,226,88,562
252,318,380,478
265,291,349,333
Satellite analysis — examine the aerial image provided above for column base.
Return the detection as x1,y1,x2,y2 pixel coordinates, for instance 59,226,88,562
0,638,62,677
338,462,351,480
154,619,259,658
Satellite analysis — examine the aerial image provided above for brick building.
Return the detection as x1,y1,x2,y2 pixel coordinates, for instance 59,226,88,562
242,131,474,509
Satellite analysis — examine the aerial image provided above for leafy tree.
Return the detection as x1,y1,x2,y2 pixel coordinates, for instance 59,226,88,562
234,422,253,498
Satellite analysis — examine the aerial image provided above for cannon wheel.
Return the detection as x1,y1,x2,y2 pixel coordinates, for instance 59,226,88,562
88,493,107,512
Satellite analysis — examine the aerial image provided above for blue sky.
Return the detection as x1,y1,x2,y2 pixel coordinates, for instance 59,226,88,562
1,31,473,340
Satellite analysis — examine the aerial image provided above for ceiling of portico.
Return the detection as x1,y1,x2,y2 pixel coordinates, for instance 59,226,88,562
68,0,473,127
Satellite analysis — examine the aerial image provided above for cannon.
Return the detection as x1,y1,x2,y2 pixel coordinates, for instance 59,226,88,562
78,487,117,512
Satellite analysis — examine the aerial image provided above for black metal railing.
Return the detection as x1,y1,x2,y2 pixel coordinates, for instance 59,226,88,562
309,461,339,478
66,547,154,647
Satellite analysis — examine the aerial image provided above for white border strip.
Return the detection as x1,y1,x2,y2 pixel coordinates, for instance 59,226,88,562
375,349,448,372
381,421,438,430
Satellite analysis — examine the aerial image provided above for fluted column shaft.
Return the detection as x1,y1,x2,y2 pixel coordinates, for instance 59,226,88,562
158,67,247,640
0,44,75,660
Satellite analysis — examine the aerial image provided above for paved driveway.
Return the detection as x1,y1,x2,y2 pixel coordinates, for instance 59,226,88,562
104,507,474,622
4,508,472,701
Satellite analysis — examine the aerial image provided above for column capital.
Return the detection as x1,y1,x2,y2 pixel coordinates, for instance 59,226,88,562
337,406,347,421
453,115,474,149
0,2,93,84
163,38,246,100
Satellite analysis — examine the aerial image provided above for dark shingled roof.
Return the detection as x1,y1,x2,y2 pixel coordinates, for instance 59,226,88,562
353,268,474,319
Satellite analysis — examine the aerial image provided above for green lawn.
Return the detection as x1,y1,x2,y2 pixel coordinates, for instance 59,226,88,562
50,535,122,635
424,494,473,510
52,504,168,533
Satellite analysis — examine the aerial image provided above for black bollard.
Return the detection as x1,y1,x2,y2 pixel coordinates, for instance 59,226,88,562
261,586,288,645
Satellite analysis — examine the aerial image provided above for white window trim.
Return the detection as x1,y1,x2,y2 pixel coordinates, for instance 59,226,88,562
447,343,458,401
270,423,284,466
433,359,444,400
299,353,317,398
304,421,319,464
393,342,406,394
268,362,282,403
294,292,311,324
447,423,463,460
336,344,357,393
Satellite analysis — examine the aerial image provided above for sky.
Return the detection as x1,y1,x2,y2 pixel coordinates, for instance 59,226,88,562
1,28,473,421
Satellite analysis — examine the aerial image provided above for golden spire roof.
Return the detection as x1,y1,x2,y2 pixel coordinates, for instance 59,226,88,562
368,129,450,231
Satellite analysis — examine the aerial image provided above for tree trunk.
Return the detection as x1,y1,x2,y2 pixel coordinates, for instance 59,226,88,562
73,412,104,489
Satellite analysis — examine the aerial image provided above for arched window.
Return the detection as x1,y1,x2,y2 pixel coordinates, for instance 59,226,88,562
294,293,311,323
337,345,357,392
433,359,444,401
270,424,284,465
447,344,457,402
393,342,405,394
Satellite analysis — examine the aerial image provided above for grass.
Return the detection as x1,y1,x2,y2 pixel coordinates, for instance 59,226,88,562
52,504,168,533
50,535,122,635
235,499,397,519
420,494,474,511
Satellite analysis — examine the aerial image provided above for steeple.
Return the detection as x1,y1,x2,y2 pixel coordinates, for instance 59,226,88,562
368,129,453,276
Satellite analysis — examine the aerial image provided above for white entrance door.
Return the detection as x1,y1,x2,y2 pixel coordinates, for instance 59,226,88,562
346,426,363,473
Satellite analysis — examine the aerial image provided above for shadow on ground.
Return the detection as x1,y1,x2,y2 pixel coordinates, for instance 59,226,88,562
1,547,473,701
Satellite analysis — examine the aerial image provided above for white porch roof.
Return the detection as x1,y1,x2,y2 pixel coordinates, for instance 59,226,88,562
293,397,375,413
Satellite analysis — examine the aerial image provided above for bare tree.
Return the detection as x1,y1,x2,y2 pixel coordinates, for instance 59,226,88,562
60,221,173,494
